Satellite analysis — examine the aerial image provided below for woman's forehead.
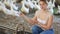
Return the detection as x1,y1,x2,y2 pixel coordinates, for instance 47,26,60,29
39,1,45,4
39,1,47,5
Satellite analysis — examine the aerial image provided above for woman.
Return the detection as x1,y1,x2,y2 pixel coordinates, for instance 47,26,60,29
20,0,54,34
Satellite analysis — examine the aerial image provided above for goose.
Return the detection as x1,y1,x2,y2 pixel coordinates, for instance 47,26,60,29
21,1,29,13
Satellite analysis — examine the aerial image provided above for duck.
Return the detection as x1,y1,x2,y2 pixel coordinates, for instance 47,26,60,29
52,0,55,7
34,1,40,10
21,1,29,13
2,0,20,17
0,2,5,10
46,0,54,14
47,0,53,8
25,0,35,9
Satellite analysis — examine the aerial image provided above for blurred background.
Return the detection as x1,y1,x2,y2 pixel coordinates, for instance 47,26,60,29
0,0,60,34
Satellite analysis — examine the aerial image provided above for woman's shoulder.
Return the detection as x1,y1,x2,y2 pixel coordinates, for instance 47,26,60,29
34,10,40,16
35,10,41,13
48,12,53,18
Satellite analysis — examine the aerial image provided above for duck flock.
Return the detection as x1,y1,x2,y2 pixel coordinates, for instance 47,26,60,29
0,0,59,17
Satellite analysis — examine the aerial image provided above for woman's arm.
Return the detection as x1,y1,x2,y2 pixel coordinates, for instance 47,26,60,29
20,11,38,25
22,14,37,25
38,15,53,30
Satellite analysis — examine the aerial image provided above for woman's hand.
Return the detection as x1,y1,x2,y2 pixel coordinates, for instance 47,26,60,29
33,20,38,25
20,13,25,17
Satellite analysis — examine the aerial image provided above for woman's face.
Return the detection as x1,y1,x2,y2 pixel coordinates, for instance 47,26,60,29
39,1,47,10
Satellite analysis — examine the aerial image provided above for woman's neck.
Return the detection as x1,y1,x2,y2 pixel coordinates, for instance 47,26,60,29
42,8,47,11
41,9,49,13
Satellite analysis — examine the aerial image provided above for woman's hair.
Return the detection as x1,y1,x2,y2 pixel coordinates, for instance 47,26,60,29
39,0,47,4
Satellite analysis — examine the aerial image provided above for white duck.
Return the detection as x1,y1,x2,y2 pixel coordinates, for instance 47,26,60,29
0,2,5,10
52,0,55,8
0,2,12,15
2,1,20,17
34,1,40,10
4,0,18,11
10,0,18,11
21,1,29,13
46,0,54,14
25,0,35,9
3,8,20,17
